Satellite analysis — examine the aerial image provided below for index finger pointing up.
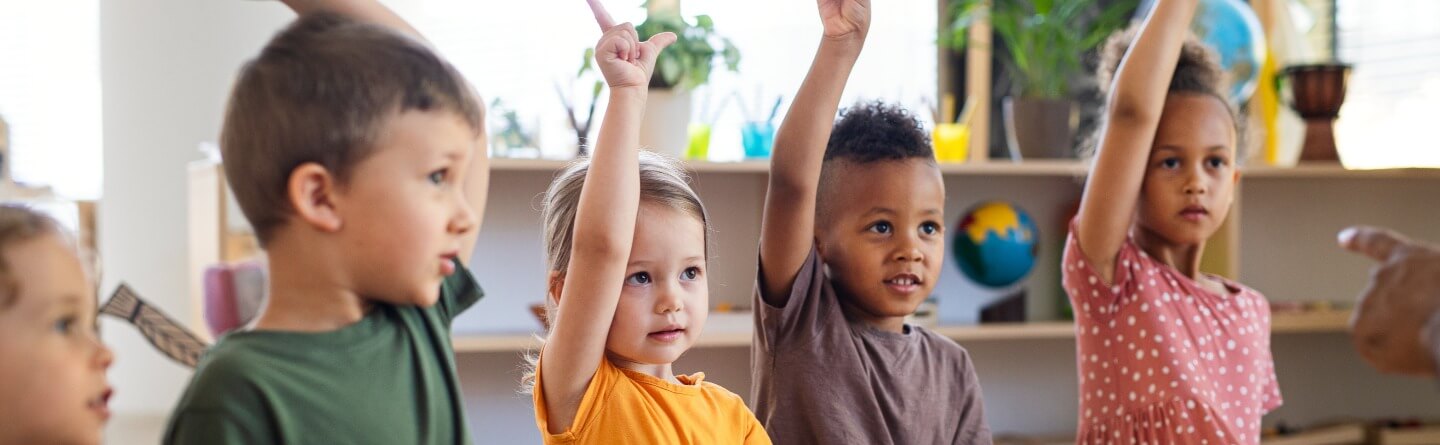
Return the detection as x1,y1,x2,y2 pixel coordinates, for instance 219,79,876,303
586,0,617,31
1340,226,1410,262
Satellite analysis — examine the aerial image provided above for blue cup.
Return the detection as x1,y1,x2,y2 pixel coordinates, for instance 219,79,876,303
742,121,776,159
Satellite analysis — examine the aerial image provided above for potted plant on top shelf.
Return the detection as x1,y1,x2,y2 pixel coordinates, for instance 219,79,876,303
945,0,1136,159
631,0,740,158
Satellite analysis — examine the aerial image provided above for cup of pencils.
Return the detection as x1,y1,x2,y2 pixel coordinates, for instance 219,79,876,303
742,121,775,159
686,123,712,160
932,94,977,163
738,90,783,160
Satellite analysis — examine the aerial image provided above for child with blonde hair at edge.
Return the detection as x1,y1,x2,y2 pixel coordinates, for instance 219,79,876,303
1064,0,1282,443
0,205,115,445
525,1,768,443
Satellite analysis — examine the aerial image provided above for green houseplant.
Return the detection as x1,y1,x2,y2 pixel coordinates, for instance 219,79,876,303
944,0,1136,158
637,1,740,90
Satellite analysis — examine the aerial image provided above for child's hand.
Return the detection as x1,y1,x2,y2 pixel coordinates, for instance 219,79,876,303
818,0,869,41
587,0,676,90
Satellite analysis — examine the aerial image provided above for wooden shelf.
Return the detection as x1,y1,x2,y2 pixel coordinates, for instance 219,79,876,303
1270,309,1353,333
492,157,1087,176
451,309,1353,353
492,157,1440,179
1244,162,1440,179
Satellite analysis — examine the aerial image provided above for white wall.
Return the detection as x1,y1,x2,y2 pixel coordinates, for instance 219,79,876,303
98,0,292,440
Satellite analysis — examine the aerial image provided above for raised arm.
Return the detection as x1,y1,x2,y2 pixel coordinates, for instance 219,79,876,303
757,0,869,304
1074,0,1198,282
539,0,676,434
279,0,424,41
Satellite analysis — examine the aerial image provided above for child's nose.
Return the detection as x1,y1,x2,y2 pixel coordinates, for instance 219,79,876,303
654,284,684,314
1182,170,1208,195
892,239,924,263
450,197,477,234
94,341,115,370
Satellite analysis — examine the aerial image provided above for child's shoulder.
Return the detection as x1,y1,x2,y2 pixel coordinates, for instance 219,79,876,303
192,334,277,379
911,326,978,369
174,336,275,410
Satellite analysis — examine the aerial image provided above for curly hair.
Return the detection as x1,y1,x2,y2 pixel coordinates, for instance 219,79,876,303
1082,24,1247,160
816,101,937,222
824,100,934,163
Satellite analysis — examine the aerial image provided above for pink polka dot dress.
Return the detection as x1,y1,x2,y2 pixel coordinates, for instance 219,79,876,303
1062,225,1282,445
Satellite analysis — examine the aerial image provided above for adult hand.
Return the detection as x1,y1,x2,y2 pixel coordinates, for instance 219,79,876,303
1339,226,1440,377
586,0,676,90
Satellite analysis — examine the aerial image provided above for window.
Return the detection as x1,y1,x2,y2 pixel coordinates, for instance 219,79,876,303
412,0,938,161
1333,0,1440,168
0,0,103,199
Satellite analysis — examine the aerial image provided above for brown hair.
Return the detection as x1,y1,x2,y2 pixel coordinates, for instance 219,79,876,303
221,12,483,245
1082,25,1246,160
520,150,711,393
0,204,65,308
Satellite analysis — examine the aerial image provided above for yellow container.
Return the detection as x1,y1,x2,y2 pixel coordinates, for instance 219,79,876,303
933,123,970,162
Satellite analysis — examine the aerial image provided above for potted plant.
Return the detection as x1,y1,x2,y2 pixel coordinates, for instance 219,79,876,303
945,0,1136,159
559,48,605,157
629,0,740,158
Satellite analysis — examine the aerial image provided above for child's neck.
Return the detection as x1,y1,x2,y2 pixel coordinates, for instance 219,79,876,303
606,352,681,384
250,240,374,333
838,298,908,333
1133,226,1205,279
1133,225,1230,295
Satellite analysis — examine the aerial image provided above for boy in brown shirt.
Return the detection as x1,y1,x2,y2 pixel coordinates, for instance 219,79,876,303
750,0,992,443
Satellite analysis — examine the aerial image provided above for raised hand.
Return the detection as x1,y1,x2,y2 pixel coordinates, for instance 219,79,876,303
587,0,677,89
817,0,870,41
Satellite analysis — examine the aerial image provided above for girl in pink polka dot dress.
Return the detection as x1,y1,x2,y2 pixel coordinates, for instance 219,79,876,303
1063,1,1282,443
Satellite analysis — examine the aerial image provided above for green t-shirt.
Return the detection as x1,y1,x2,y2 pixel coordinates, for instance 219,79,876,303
163,260,483,445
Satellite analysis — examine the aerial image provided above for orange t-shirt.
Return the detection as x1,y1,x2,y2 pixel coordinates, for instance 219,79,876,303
534,357,770,444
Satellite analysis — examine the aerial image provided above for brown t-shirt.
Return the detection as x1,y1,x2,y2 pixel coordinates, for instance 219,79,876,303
750,247,993,445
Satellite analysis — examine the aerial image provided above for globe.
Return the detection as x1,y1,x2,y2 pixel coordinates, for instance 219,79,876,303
1138,0,1267,103
1198,0,1267,103
952,201,1039,288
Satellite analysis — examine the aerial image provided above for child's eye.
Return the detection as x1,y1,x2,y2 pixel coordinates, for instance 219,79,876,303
868,221,892,234
1159,158,1181,169
1206,157,1228,168
625,272,652,286
428,169,449,185
920,222,941,235
53,316,75,334
680,267,701,281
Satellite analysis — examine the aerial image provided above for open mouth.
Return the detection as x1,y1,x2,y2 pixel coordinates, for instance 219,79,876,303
884,273,923,293
88,387,112,421
439,250,460,275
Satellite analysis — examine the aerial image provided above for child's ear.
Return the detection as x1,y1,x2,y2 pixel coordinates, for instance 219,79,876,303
287,162,343,233
547,270,565,306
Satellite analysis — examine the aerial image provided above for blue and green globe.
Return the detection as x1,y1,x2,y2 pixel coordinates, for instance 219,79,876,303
952,201,1039,288
1196,0,1267,103
1142,0,1267,103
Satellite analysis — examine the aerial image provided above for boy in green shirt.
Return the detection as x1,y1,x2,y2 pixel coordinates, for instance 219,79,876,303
163,1,490,443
